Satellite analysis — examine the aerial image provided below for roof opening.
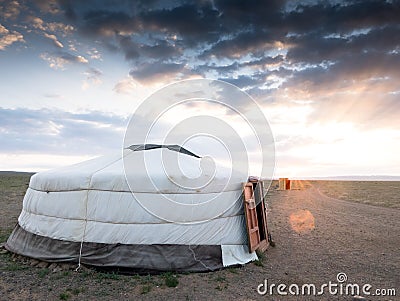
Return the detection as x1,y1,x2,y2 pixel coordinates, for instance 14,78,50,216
127,144,200,158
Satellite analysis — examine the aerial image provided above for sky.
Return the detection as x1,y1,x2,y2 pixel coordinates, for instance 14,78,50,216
0,0,399,177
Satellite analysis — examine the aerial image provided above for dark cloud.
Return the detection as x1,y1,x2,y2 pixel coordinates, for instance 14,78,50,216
32,0,61,14
283,52,400,93
244,55,285,68
81,10,139,37
117,35,140,60
2,0,400,176
199,29,275,60
3,0,399,95
129,61,187,83
219,74,264,89
214,0,284,31
281,1,400,35
49,0,399,91
139,41,181,59
195,55,284,77
140,2,222,45
0,0,22,20
0,107,128,155
286,25,400,64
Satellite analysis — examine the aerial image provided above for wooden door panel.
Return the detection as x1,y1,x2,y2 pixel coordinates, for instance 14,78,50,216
243,183,261,253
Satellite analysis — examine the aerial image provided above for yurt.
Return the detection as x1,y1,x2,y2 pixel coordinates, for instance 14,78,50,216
6,144,269,272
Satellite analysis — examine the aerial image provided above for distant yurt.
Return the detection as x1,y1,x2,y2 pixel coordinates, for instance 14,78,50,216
6,144,270,272
279,178,291,190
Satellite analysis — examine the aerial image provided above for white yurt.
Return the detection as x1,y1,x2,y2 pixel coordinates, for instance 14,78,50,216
6,144,260,272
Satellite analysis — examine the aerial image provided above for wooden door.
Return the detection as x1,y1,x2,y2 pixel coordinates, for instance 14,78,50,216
243,182,261,252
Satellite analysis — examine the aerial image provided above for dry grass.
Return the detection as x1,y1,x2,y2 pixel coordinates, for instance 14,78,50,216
309,180,400,208
0,174,399,300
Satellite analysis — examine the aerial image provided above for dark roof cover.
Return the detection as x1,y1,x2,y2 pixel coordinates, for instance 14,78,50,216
127,144,200,158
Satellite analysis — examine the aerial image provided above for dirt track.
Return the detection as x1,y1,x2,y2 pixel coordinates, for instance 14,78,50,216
264,180,399,300
0,176,399,300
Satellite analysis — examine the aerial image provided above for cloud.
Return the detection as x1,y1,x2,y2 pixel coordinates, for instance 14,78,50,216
53,0,398,87
0,25,7,35
87,47,101,60
117,34,140,60
129,61,188,83
1,0,399,175
139,40,181,59
28,16,74,36
43,32,63,48
286,25,400,64
139,3,222,45
1,0,395,103
0,107,128,155
199,29,277,60
84,67,102,78
4,2,400,129
46,22,74,35
30,16,47,31
219,74,264,89
0,0,21,20
82,67,103,90
0,24,24,50
32,0,60,14
78,9,139,37
113,76,138,94
282,1,400,35
282,52,400,95
40,51,88,69
195,55,285,79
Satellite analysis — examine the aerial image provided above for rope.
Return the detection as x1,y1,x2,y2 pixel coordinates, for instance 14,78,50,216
75,192,89,272
74,156,123,272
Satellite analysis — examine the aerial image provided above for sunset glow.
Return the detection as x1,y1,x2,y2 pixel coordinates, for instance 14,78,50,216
0,1,399,177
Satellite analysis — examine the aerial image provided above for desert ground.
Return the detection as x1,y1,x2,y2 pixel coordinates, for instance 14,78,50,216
0,174,399,300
